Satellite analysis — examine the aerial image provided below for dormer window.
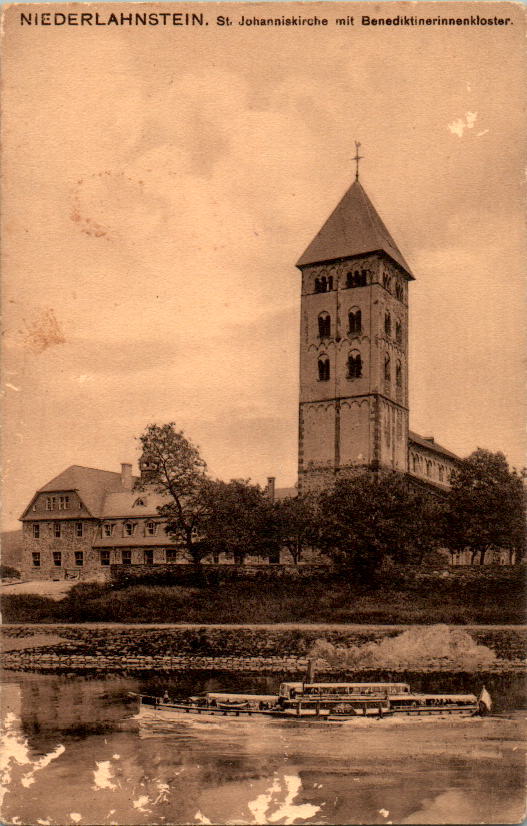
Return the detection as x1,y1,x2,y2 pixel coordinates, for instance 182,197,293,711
133,498,146,507
145,521,157,536
103,523,114,538
124,522,136,537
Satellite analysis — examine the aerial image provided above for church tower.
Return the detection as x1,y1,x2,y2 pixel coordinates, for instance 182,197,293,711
297,165,414,493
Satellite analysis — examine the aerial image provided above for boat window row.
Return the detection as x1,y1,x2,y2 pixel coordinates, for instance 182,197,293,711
279,682,410,698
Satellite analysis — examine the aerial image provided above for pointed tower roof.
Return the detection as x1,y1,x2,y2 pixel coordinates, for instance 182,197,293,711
297,179,414,278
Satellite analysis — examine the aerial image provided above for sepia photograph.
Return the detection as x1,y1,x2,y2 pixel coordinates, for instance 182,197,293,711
1,2,526,823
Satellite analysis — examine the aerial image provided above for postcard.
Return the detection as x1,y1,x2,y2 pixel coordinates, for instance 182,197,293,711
1,3,525,825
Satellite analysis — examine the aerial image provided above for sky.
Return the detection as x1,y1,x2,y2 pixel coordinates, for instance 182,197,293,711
2,1,526,530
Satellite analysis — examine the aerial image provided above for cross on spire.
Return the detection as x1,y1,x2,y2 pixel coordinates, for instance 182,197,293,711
353,141,363,181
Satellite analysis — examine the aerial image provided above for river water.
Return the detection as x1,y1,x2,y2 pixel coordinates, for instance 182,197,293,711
1,670,525,825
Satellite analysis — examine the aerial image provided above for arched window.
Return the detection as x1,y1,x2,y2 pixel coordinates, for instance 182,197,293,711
426,461,432,478
396,361,402,388
395,321,402,344
346,269,367,289
348,308,361,335
384,354,391,382
412,454,418,472
328,276,333,291
438,466,444,482
347,351,362,379
133,498,146,507
318,356,330,381
314,278,321,293
320,276,327,293
395,282,404,302
384,312,391,337
318,312,331,338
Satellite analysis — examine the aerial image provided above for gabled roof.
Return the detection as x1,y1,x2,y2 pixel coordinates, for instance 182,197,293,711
296,179,414,277
409,431,459,461
23,465,138,518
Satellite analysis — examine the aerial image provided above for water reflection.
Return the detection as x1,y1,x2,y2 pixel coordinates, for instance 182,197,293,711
1,671,525,825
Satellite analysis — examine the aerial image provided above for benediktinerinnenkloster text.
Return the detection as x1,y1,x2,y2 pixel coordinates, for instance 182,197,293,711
19,11,512,26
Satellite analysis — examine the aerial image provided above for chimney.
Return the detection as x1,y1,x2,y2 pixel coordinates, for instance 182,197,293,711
121,463,133,491
266,476,276,502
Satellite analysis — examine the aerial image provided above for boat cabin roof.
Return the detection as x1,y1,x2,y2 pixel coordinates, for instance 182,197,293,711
280,682,410,690
411,694,478,702
206,692,277,702
303,682,409,689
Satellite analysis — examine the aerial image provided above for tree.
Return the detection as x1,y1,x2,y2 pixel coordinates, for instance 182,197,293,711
196,479,278,564
272,494,319,565
137,423,209,565
446,449,526,565
317,472,442,582
392,488,447,566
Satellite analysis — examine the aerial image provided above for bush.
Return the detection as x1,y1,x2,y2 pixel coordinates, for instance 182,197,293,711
1,565,21,579
2,594,59,623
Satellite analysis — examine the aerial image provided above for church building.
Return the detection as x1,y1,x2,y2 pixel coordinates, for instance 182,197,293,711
296,167,458,494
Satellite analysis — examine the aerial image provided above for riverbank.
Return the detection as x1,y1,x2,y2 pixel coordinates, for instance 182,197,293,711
3,565,526,624
3,622,526,668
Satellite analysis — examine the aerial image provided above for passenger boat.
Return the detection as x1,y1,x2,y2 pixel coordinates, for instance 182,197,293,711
131,665,492,723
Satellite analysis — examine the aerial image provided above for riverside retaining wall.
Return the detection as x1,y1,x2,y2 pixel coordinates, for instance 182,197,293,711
2,624,526,673
3,650,525,675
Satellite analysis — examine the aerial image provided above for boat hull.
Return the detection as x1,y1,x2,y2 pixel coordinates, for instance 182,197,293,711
134,699,479,724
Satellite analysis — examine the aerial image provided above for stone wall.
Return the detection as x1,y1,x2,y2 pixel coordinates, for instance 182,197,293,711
3,624,526,663
4,650,525,677
21,519,100,580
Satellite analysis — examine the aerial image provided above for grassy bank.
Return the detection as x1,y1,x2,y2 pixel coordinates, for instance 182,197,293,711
3,566,525,625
